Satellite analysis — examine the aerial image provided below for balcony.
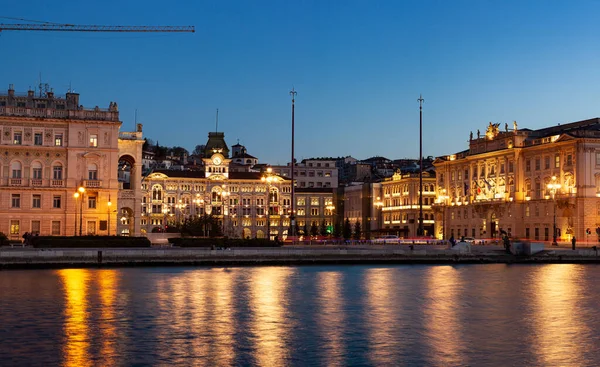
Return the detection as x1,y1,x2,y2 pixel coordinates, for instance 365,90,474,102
9,178,23,186
84,179,102,188
50,179,64,187
30,179,43,187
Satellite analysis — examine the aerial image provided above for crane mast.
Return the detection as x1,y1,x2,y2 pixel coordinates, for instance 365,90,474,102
0,24,194,32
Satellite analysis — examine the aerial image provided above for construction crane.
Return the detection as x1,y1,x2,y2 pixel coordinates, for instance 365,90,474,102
0,23,194,33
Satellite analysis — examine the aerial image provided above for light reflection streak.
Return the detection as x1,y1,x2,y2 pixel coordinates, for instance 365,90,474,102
531,265,589,367
97,270,118,363
58,269,91,367
317,272,345,367
364,268,397,366
209,270,236,366
423,266,464,366
249,267,294,366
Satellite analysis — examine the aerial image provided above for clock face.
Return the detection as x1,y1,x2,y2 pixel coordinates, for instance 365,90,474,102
213,156,222,165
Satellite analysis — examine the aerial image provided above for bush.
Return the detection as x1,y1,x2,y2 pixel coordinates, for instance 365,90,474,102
0,232,8,246
31,236,151,248
168,237,279,248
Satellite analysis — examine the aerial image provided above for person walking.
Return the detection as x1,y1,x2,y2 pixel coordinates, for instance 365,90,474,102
572,236,576,250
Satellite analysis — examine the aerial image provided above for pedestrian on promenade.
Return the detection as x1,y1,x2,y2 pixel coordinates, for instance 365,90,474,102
503,233,511,254
449,235,456,247
572,236,576,250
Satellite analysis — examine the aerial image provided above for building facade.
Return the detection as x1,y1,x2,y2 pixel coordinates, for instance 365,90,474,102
0,85,121,238
272,158,338,189
434,119,600,243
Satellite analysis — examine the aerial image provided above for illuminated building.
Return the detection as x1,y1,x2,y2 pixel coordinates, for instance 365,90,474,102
434,119,600,242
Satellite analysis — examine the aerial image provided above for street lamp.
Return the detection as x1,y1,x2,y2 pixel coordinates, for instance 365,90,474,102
220,186,230,236
194,193,204,217
547,176,561,246
73,192,80,236
261,167,276,240
436,189,449,242
78,186,85,236
326,204,335,237
162,206,169,232
107,197,112,236
374,196,383,237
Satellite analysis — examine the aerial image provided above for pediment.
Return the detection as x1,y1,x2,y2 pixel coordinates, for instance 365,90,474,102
146,172,169,179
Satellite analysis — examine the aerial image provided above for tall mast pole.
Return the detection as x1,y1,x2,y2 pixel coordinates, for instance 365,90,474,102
290,88,297,241
418,94,424,236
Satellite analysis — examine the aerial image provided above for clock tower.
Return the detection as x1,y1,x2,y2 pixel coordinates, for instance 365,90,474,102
203,152,231,180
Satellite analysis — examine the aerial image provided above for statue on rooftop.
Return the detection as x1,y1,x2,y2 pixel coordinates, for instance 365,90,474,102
513,121,518,131
505,122,508,132
470,131,473,141
477,129,480,139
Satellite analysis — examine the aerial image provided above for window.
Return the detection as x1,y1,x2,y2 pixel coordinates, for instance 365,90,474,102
297,198,306,206
566,154,572,166
13,131,22,145
535,158,540,170
11,194,20,208
32,194,41,208
555,154,560,168
10,220,20,235
508,161,514,173
545,156,550,169
526,159,531,172
310,197,319,205
89,134,98,147
525,228,530,239
152,185,163,200
53,195,61,209
34,133,43,145
31,221,40,235
465,169,469,180
88,196,97,209
32,162,42,179
88,163,98,180
53,165,63,180
11,161,22,178
297,208,305,216
55,134,63,146
311,208,319,216
52,220,60,236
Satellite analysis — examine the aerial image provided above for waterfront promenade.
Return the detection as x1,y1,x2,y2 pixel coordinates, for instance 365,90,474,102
1,243,599,269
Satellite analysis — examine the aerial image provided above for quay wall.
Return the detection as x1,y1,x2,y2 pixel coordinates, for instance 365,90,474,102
1,247,600,269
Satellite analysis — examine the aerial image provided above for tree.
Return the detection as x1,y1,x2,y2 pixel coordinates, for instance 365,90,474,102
353,220,362,240
192,144,205,156
181,214,220,237
171,146,189,158
333,221,342,238
303,223,309,236
310,221,319,237
343,218,352,240
319,219,328,236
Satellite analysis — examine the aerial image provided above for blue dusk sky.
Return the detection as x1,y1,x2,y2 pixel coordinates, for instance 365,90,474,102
2,1,600,164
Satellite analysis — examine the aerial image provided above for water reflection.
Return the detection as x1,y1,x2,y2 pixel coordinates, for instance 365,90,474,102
531,265,590,367
58,269,91,367
423,266,465,366
364,268,398,365
97,270,119,364
316,272,345,367
249,267,294,366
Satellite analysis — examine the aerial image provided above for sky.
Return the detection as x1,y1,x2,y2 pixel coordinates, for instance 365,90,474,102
2,1,600,164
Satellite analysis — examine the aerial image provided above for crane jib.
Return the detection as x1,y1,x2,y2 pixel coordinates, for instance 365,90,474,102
0,24,195,32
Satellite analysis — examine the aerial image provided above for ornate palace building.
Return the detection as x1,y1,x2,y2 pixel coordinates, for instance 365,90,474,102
0,85,123,239
140,132,295,239
434,119,600,243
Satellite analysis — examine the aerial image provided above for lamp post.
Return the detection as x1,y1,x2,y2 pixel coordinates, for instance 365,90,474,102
326,204,335,237
261,167,276,240
436,189,449,242
194,194,204,217
73,192,80,236
417,94,424,236
374,196,383,238
290,88,297,242
221,186,230,236
162,206,169,232
107,197,112,236
547,176,561,246
78,186,85,236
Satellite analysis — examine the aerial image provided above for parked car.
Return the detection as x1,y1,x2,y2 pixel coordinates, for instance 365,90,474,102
461,237,475,244
373,235,400,244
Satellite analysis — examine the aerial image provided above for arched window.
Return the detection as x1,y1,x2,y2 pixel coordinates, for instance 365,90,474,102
152,185,163,200
53,163,63,180
269,188,278,204
11,161,22,178
88,163,98,180
31,161,43,179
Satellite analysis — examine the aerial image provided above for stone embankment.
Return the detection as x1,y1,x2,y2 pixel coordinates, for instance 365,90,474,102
1,246,600,269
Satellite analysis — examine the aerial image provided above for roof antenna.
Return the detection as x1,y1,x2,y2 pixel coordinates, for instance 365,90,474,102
215,108,219,133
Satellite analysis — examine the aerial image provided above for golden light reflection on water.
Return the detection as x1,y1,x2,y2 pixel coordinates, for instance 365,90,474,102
317,272,345,367
207,269,236,366
58,269,91,367
532,265,589,367
97,270,118,362
364,268,397,366
423,266,464,366
250,267,294,367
